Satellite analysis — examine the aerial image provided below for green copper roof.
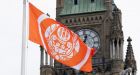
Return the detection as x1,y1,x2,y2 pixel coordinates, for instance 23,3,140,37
60,0,106,15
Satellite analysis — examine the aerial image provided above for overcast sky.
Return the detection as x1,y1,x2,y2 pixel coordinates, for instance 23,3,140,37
0,0,139,75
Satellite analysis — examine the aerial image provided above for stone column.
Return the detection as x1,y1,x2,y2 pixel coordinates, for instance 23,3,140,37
50,57,53,66
110,40,113,59
120,40,124,60
112,40,115,59
116,39,119,59
45,52,48,65
133,71,136,75
75,70,79,75
40,46,44,66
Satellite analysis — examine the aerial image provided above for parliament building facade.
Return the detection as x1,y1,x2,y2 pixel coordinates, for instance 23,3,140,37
40,0,137,75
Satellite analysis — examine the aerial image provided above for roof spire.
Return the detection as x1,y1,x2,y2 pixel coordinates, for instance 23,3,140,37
127,37,132,45
124,37,137,75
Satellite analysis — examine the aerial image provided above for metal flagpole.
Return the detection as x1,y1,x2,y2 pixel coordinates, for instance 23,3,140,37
21,0,28,75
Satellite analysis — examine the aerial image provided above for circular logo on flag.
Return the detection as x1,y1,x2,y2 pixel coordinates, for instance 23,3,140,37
45,24,80,61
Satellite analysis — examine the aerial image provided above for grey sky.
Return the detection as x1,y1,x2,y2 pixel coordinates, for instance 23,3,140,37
0,0,139,75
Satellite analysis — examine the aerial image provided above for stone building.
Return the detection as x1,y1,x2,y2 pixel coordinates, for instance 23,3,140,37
40,0,137,75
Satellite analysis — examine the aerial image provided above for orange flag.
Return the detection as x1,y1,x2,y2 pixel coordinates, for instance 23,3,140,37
29,3,95,72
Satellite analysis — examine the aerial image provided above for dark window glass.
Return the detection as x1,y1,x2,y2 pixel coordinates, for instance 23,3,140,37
70,19,72,23
65,20,68,23
74,0,78,5
91,17,94,20
91,0,95,3
99,16,102,20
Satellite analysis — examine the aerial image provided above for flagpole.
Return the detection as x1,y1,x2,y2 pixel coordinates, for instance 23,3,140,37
21,0,28,75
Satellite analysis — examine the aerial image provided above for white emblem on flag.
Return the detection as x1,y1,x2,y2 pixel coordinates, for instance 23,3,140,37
45,24,80,61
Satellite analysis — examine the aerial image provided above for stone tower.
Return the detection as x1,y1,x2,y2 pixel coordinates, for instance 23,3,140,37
54,0,124,75
124,37,137,75
40,46,55,75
